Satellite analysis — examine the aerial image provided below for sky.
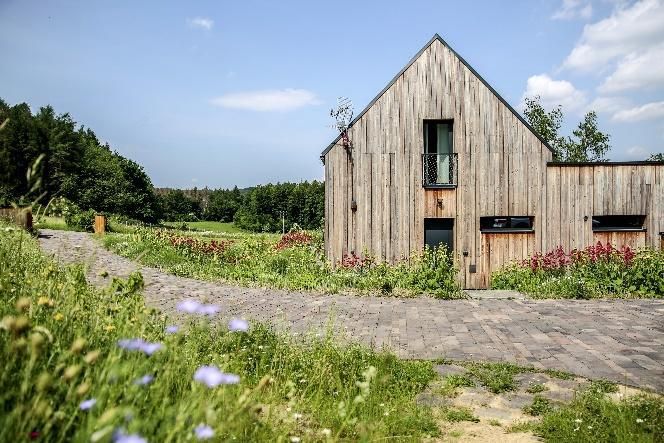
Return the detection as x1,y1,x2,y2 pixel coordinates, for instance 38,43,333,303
1,0,663,188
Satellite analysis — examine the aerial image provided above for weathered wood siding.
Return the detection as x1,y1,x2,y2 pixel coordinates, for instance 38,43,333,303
323,38,551,288
323,36,663,288
544,164,663,251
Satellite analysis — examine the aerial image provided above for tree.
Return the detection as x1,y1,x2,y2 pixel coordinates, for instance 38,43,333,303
523,96,611,162
647,153,664,161
205,186,244,222
158,190,202,222
0,97,160,221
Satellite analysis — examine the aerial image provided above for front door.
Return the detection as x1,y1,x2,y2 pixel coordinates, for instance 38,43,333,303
424,218,454,253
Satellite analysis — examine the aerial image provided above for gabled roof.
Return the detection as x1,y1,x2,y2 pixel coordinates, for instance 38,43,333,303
321,34,556,160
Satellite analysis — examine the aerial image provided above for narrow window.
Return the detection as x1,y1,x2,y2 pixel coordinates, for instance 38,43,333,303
592,215,646,232
424,218,454,252
480,216,534,233
423,120,455,186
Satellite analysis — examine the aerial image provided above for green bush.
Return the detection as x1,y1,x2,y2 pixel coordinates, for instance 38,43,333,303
0,223,440,441
492,243,664,298
63,204,97,232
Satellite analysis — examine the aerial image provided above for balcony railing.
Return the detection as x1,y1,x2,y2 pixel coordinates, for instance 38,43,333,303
422,153,458,187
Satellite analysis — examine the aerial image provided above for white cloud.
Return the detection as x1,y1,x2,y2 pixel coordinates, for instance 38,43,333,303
599,43,664,92
612,101,664,121
563,0,664,72
587,96,630,114
624,145,651,159
210,89,321,112
187,17,214,30
522,74,587,111
552,0,593,20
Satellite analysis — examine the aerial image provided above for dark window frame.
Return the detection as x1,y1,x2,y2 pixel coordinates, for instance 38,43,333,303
422,119,457,188
592,215,646,232
480,216,535,233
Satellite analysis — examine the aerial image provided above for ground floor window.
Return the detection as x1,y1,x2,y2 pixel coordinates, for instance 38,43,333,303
424,218,454,252
592,215,646,232
480,216,534,233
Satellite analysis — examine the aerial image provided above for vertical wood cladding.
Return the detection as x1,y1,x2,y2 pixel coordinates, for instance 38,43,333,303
323,37,663,288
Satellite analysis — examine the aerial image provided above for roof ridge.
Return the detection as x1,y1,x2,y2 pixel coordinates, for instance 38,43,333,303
321,33,556,161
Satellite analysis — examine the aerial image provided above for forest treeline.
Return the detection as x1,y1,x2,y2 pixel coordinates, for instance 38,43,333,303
160,182,324,231
0,98,324,231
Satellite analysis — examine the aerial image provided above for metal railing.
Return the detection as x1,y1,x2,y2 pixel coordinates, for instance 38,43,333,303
422,153,458,187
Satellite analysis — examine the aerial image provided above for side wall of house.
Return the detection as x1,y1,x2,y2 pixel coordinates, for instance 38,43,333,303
323,39,552,288
544,164,663,252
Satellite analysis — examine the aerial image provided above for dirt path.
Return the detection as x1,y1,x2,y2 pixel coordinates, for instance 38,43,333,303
38,229,664,391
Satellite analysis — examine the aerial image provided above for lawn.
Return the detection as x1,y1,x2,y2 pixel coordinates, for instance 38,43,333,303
0,223,440,441
163,221,247,234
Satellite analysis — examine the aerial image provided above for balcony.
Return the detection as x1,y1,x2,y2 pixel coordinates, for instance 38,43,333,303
422,153,458,188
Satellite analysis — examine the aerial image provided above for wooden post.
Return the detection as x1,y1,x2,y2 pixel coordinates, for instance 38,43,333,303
0,207,32,231
94,215,106,234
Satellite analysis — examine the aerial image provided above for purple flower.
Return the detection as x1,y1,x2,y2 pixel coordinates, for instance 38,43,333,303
134,375,154,386
194,424,215,440
117,338,163,356
197,304,220,316
79,398,97,410
194,365,240,388
140,342,163,356
165,325,179,334
176,299,220,316
228,318,249,332
112,430,147,443
176,299,201,314
117,338,145,351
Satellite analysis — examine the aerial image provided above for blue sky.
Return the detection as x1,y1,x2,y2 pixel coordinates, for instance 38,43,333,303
1,0,663,188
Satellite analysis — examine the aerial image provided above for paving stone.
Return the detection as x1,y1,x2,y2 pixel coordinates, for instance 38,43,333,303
502,393,535,409
415,392,451,407
434,364,468,378
514,373,552,387
38,229,664,393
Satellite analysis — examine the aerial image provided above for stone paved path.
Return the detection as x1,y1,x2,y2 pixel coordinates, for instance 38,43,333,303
38,229,664,391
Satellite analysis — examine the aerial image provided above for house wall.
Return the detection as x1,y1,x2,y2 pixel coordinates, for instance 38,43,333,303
323,38,664,289
324,38,552,288
544,164,663,252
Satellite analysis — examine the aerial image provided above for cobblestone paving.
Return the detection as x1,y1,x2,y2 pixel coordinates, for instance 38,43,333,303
38,229,664,391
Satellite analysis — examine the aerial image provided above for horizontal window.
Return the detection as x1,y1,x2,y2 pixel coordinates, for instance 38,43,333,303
480,216,534,233
592,215,646,232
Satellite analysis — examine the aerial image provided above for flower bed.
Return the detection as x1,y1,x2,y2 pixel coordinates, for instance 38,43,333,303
492,242,664,298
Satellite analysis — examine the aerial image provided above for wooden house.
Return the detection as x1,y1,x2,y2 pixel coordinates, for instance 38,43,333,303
321,34,663,289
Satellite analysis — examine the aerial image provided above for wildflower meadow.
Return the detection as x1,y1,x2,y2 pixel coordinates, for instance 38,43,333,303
103,227,462,299
0,224,440,441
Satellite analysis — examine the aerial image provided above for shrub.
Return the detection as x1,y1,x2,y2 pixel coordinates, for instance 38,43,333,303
492,242,664,298
63,204,97,232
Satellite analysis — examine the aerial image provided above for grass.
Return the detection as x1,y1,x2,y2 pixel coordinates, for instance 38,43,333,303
0,223,440,441
435,375,475,398
102,227,463,299
526,383,549,394
443,407,479,423
163,221,247,234
523,396,553,416
33,216,73,231
535,388,663,442
461,361,533,394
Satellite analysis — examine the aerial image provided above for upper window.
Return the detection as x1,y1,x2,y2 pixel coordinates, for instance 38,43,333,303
480,216,534,233
423,120,457,187
424,120,453,155
592,215,646,232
